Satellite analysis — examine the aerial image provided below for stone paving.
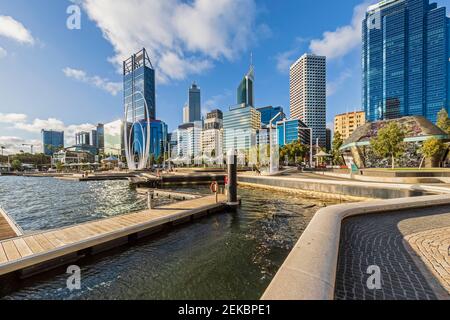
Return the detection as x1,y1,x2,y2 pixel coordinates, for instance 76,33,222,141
335,205,450,300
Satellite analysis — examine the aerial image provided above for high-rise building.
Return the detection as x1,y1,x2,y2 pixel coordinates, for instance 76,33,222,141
41,130,64,156
334,111,366,139
183,104,190,123
96,123,104,152
188,82,201,122
91,130,98,147
202,109,223,156
75,131,90,145
237,64,254,107
276,119,311,147
362,0,450,124
290,54,326,147
177,121,203,158
257,106,285,126
123,48,156,170
104,120,123,158
325,128,332,152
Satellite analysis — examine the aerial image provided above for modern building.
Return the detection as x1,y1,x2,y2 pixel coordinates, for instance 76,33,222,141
362,0,450,124
237,64,254,107
183,104,190,123
91,130,98,148
96,123,105,153
177,121,203,158
334,111,366,139
123,48,156,170
104,120,123,158
75,131,90,146
202,109,223,156
188,82,201,122
133,119,168,160
326,128,332,152
223,103,261,153
41,130,64,156
290,54,326,147
276,119,311,147
258,106,285,126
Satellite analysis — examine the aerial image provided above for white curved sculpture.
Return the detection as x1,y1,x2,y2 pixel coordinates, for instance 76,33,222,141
124,90,151,170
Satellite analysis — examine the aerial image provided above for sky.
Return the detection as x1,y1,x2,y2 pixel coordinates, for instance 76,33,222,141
1,0,449,154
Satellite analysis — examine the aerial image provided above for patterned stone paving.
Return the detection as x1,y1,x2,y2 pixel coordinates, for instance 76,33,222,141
335,205,450,300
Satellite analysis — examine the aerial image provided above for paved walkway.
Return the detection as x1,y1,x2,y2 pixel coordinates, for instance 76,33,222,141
335,205,450,300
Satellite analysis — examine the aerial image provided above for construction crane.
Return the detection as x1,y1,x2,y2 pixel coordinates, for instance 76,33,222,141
22,144,34,154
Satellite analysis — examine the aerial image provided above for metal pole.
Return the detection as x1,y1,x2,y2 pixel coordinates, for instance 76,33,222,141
227,149,238,206
269,112,282,174
147,191,153,209
309,128,313,168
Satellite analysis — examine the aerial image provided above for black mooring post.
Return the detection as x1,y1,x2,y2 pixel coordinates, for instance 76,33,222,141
227,149,238,207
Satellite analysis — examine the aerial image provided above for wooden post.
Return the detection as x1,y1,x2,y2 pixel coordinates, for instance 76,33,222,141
147,191,153,209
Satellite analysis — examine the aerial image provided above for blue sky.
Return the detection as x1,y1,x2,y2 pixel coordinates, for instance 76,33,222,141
1,0,449,154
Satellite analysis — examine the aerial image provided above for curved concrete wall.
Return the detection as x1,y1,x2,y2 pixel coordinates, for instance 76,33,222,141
261,194,450,300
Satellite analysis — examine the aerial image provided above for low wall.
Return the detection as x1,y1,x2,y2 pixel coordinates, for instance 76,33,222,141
261,194,450,300
238,175,432,199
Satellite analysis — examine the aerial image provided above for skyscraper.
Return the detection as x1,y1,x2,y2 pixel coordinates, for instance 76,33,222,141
123,48,156,170
202,109,223,156
290,54,326,147
75,131,90,145
188,82,201,122
237,64,254,107
362,0,450,124
41,130,64,156
257,106,285,126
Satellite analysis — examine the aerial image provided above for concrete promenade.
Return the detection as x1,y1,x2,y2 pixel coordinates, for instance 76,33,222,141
262,194,450,300
335,206,450,300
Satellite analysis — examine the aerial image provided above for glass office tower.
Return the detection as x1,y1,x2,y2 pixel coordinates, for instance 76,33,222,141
41,130,64,156
188,82,201,122
237,65,254,107
362,0,450,124
257,106,285,126
133,119,168,160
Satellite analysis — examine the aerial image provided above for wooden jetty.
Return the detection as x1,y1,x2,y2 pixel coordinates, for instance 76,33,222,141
0,208,23,241
136,188,203,200
0,194,228,278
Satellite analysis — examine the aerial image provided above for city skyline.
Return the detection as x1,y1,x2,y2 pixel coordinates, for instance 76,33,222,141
0,1,386,155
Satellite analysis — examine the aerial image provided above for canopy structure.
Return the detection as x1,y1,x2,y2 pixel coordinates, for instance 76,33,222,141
314,151,332,158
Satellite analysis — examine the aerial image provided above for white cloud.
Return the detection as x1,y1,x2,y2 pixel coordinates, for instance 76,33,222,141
0,47,6,59
275,37,309,74
0,15,35,45
309,1,374,60
327,70,352,97
202,89,232,116
0,136,41,155
80,0,262,83
0,113,27,123
63,67,122,96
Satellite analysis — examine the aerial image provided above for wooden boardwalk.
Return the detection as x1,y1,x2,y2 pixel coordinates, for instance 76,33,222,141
0,194,227,277
0,208,22,241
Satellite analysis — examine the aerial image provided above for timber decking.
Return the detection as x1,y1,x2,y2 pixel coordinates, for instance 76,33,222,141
0,208,22,241
0,194,227,276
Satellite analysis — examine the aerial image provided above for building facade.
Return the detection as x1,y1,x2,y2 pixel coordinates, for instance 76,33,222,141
75,131,90,146
41,130,64,156
96,123,105,153
132,119,168,160
290,54,327,147
202,109,223,156
257,106,285,126
237,65,254,107
188,82,201,122
123,48,156,170
276,119,311,147
362,0,450,124
177,121,203,158
334,111,366,139
104,120,123,158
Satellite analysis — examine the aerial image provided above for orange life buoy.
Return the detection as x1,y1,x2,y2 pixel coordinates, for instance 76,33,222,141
210,181,218,193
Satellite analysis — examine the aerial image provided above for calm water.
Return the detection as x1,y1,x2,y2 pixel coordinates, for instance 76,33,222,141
0,176,340,300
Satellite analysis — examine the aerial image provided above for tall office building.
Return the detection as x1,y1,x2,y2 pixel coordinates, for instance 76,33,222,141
290,54,326,147
183,104,190,123
223,104,261,153
276,119,310,147
188,82,201,122
362,0,450,124
177,121,203,158
133,119,168,160
123,48,156,169
75,131,90,145
41,130,64,156
237,64,254,107
202,109,223,156
91,130,98,147
257,106,285,126
96,123,105,153
334,111,366,139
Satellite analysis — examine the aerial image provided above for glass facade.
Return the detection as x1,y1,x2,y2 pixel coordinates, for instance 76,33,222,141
276,119,310,147
237,66,254,107
363,0,450,124
104,120,123,157
188,83,201,122
257,106,285,126
41,130,64,156
133,119,168,159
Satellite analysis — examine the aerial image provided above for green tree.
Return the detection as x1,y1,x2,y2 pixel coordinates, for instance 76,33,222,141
279,140,308,165
436,108,450,135
156,155,163,165
419,138,445,168
331,131,344,165
11,159,22,171
55,162,64,172
370,122,405,169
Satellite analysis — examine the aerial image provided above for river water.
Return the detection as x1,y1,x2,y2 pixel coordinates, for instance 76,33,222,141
0,176,340,299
